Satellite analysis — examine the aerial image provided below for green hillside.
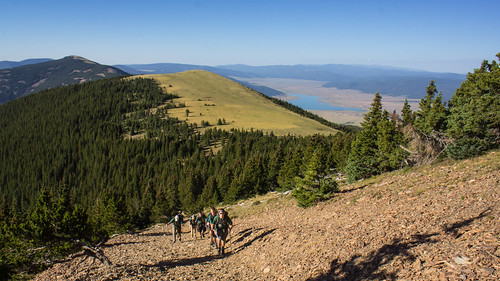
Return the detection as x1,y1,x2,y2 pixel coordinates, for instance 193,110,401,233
145,70,341,136
0,56,128,104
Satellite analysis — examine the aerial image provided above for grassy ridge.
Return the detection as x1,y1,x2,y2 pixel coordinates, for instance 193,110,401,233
144,70,340,136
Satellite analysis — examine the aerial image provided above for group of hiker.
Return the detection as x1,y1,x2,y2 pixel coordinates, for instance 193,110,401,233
167,206,233,256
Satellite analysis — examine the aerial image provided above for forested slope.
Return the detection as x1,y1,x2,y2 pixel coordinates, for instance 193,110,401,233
0,75,352,278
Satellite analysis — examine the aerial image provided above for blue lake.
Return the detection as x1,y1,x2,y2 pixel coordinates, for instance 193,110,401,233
288,94,364,111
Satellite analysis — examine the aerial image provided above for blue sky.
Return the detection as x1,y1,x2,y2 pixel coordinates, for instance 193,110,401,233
1,0,499,73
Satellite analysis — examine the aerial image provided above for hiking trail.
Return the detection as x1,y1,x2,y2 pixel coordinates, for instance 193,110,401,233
34,151,500,280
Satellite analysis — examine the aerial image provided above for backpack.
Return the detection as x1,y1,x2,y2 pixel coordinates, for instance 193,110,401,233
216,216,229,230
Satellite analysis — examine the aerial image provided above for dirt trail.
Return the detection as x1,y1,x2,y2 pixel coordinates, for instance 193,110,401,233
35,151,500,280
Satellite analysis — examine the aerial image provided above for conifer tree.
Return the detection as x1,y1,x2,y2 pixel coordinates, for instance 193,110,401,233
277,150,304,190
446,53,500,158
376,110,406,172
401,99,414,125
429,92,448,132
27,189,54,239
415,80,437,133
345,92,382,182
292,149,338,207
447,54,500,140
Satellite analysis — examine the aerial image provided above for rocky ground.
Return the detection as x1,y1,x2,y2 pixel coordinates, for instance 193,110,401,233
34,150,499,280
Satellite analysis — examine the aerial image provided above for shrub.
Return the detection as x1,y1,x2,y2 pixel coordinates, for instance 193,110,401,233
445,138,490,160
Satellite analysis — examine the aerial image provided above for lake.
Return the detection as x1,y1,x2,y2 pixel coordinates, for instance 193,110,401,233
288,94,364,111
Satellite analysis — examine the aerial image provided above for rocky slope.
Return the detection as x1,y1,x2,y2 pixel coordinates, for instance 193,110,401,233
34,150,499,280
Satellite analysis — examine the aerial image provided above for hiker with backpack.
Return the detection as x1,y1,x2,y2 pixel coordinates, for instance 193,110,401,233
167,211,184,242
212,208,233,256
189,214,196,238
206,207,217,247
195,212,206,239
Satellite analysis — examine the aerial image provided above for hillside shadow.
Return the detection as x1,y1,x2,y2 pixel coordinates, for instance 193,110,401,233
234,227,262,243
140,231,171,237
142,254,229,271
339,184,367,194
307,209,490,281
103,241,142,247
233,228,276,252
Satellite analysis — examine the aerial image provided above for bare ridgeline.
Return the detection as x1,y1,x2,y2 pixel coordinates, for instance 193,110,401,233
34,150,499,280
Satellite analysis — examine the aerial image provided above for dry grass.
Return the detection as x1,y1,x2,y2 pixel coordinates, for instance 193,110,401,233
142,71,340,136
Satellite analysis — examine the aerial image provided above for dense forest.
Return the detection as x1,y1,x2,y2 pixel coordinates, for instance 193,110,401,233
0,53,498,279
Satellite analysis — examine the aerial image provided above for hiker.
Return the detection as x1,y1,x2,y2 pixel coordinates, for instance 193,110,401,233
206,206,217,247
195,212,206,239
212,208,233,256
189,214,197,238
167,211,184,242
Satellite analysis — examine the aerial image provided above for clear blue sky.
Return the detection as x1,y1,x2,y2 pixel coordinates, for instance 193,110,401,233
2,0,499,73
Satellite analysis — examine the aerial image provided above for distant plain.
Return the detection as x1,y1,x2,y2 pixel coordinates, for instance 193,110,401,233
234,77,421,125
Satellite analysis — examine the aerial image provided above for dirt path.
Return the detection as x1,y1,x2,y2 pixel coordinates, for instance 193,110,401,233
35,151,500,280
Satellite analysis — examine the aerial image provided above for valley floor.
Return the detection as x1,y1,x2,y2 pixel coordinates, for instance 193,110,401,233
35,151,499,280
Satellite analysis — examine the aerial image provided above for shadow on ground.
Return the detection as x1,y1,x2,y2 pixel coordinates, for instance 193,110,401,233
142,253,231,272
307,209,491,281
233,228,276,253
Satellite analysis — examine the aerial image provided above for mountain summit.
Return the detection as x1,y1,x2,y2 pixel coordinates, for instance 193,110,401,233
0,56,128,104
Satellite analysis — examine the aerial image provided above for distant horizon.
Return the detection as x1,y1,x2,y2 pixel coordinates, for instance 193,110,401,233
2,0,499,74
1,55,475,75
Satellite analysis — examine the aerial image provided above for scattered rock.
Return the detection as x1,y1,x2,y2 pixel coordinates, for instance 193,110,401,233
33,151,500,280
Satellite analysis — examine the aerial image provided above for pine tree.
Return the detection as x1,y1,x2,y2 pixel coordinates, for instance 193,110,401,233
401,99,414,125
376,110,406,172
447,54,500,141
345,92,382,182
292,149,338,207
415,80,437,133
446,53,500,158
429,92,448,132
27,188,54,239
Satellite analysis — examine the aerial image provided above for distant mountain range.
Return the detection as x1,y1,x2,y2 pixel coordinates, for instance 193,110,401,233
0,58,53,70
0,56,128,104
216,64,466,101
0,56,467,105
116,63,467,101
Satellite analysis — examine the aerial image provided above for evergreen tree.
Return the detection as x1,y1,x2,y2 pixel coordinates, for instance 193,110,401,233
447,54,500,143
345,92,382,182
401,99,414,125
429,92,448,132
27,188,54,239
376,110,406,172
415,80,437,133
292,149,338,207
277,150,304,190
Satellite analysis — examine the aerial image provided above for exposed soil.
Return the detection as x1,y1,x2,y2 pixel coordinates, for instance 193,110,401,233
34,151,500,280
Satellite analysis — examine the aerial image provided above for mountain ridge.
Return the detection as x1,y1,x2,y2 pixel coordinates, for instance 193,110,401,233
117,62,466,101
0,56,128,104
0,58,54,69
